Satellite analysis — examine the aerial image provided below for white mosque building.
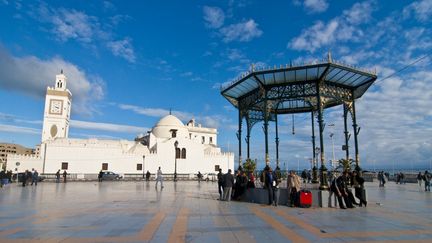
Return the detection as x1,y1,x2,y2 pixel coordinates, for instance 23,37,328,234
6,72,234,178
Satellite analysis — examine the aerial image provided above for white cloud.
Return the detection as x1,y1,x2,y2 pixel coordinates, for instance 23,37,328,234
288,1,375,52
289,20,339,52
220,19,263,42
0,46,105,116
0,124,40,135
34,3,136,62
343,1,375,25
226,49,246,61
107,38,136,63
294,0,329,14
118,104,193,122
403,0,432,22
203,6,225,29
50,9,95,43
70,120,148,134
180,71,193,77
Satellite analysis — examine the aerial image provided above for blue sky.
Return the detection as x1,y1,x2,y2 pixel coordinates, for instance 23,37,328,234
0,0,431,170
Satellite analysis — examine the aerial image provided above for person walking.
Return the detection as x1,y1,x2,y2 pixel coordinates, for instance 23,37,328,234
22,170,29,187
31,170,39,186
145,170,151,181
352,171,367,207
63,170,67,183
56,170,61,183
287,170,301,207
222,169,234,201
417,172,423,189
424,170,431,192
217,168,224,200
155,167,164,189
98,170,103,182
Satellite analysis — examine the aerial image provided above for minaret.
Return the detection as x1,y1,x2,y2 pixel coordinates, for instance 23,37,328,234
41,71,72,142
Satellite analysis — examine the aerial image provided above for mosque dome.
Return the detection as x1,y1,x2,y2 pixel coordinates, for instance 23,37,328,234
151,115,188,138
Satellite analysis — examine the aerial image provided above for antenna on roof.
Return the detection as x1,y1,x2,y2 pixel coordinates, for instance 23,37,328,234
61,69,63,74
169,108,172,115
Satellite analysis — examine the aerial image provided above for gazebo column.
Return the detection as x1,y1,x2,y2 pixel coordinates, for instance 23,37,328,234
275,113,280,168
311,111,318,183
246,121,251,160
237,109,242,170
316,83,329,190
263,98,270,165
351,96,361,171
343,103,350,161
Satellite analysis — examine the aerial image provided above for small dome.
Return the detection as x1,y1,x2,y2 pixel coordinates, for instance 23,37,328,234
151,115,188,138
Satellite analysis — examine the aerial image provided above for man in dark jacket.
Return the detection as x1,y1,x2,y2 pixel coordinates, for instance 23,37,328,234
222,169,234,201
217,169,224,200
264,167,274,205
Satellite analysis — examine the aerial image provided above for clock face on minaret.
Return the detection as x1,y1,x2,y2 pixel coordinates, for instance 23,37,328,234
49,100,63,115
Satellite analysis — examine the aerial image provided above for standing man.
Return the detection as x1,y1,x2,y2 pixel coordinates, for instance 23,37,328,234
287,170,301,207
55,170,60,183
31,170,39,186
197,171,202,183
273,166,282,206
264,167,274,206
63,170,67,183
155,167,164,189
217,168,224,200
223,169,234,201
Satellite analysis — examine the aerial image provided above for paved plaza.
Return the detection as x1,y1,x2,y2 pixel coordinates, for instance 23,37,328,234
0,180,431,242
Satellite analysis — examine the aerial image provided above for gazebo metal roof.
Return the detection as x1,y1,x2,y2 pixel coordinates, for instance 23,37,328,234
221,59,377,114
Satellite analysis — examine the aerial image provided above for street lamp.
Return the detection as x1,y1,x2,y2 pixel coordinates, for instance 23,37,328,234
174,140,178,182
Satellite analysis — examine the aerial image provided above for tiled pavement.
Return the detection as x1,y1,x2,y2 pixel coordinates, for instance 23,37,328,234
0,180,431,242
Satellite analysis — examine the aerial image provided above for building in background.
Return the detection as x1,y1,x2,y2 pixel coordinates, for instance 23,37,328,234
0,143,34,170
6,72,234,177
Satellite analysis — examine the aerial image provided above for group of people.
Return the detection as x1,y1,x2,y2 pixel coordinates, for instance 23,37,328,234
217,168,256,202
417,171,431,191
377,171,387,187
55,169,68,183
395,172,406,184
0,169,13,188
330,170,367,209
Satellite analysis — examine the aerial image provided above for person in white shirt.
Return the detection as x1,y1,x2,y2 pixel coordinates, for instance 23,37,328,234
155,167,164,189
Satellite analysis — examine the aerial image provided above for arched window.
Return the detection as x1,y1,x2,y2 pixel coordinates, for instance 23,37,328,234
181,148,186,159
175,148,181,159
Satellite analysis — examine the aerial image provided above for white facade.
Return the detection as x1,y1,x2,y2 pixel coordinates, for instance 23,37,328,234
7,73,234,176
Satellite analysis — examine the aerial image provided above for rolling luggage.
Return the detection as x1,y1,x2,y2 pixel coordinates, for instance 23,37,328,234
299,189,312,208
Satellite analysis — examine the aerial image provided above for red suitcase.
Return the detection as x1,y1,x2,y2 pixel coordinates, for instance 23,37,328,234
299,190,312,208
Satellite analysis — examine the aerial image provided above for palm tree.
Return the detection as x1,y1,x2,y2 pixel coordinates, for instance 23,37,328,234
337,158,356,172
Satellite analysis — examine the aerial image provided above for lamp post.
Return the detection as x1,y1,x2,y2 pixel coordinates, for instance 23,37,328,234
174,140,178,182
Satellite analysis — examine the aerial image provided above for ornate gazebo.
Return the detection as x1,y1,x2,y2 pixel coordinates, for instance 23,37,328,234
220,53,377,189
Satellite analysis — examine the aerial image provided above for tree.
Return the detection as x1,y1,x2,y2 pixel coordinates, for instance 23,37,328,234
243,158,257,173
337,158,356,172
